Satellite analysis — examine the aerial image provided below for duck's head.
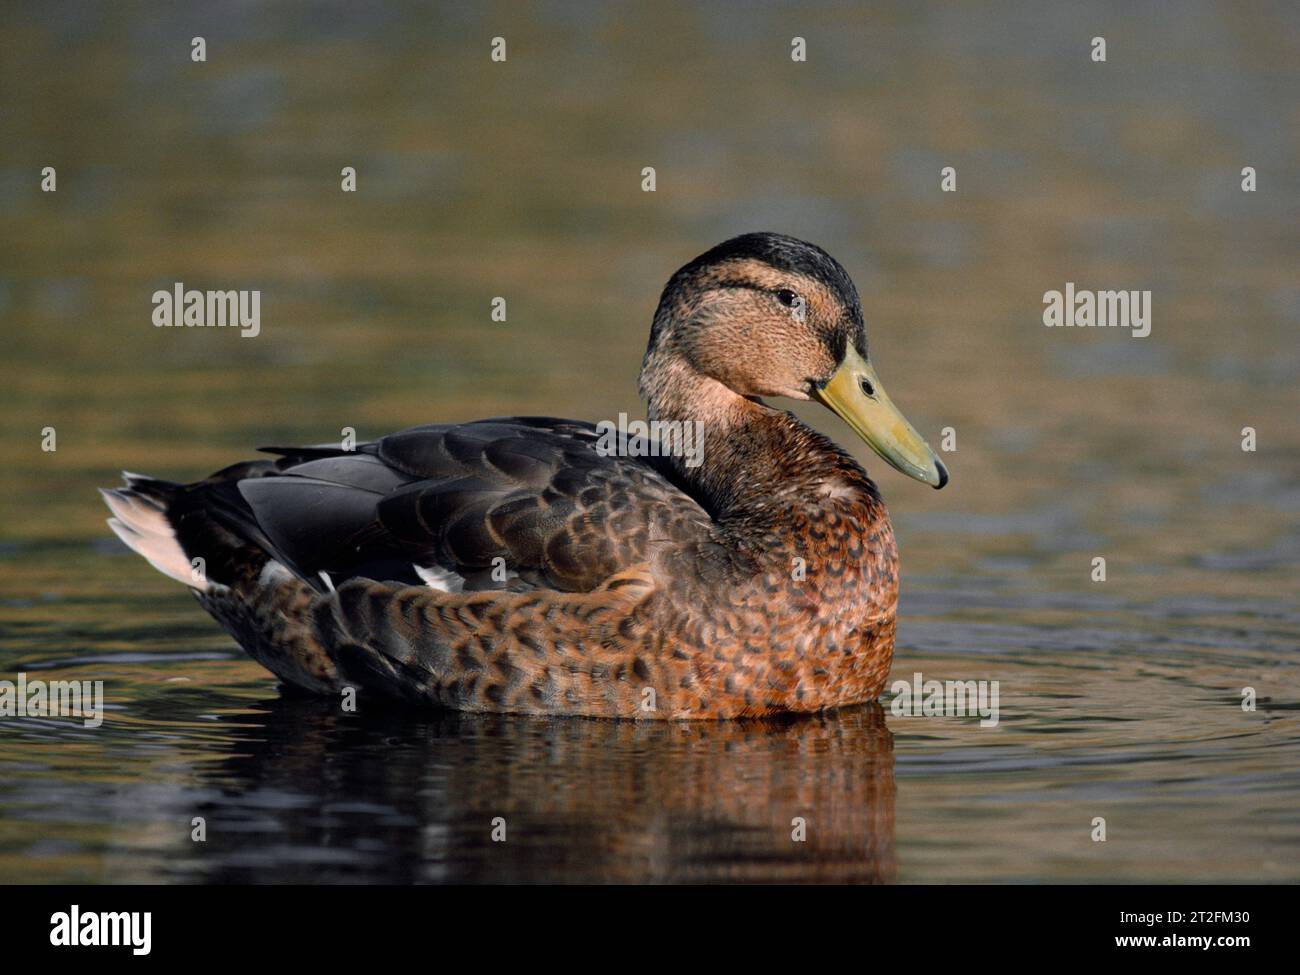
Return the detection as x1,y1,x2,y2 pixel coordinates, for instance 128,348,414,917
642,232,948,488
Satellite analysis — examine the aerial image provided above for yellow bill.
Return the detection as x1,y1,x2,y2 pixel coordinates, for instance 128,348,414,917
811,347,948,489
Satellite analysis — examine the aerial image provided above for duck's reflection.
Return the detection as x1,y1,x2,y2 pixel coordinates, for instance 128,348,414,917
192,696,896,883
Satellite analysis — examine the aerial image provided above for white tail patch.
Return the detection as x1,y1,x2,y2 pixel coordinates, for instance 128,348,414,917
415,564,466,593
259,560,294,586
101,487,205,591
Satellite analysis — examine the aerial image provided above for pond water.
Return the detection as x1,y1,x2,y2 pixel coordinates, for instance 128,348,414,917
1,2,1297,882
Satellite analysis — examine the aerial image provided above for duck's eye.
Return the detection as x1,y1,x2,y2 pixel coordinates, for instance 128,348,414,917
859,377,876,398
775,288,798,308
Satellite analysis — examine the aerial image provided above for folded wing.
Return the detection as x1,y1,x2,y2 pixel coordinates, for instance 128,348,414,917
240,417,711,593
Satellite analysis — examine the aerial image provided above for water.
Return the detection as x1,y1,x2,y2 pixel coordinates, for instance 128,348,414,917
1,1,1298,883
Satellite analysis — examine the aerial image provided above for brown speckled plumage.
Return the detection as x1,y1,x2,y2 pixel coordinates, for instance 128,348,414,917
102,233,945,719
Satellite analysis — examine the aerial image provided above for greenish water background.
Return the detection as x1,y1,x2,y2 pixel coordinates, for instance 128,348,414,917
1,1,1297,882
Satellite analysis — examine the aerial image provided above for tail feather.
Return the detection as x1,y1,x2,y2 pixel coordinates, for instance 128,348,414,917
100,474,204,590
99,469,345,693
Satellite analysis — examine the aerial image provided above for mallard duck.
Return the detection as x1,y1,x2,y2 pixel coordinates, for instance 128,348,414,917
101,233,947,719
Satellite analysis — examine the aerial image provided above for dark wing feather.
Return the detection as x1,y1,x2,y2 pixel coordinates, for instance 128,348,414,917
233,418,710,593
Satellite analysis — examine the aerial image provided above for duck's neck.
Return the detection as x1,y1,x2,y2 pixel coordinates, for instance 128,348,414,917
640,358,879,523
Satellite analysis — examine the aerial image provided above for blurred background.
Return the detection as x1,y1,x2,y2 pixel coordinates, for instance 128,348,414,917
0,1,1297,883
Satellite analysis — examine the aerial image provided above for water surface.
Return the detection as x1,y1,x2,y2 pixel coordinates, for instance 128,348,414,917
1,1,1297,882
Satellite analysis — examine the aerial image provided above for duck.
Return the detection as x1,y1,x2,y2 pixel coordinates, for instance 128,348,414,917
101,233,948,719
